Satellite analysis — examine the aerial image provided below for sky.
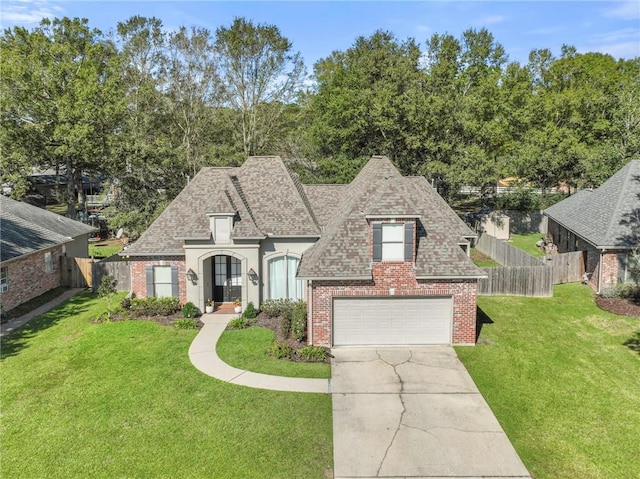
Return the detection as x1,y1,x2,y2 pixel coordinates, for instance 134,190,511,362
1,0,639,68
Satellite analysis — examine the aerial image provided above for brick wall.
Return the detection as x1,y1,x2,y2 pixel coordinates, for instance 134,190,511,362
600,252,620,289
1,246,63,312
130,257,187,304
310,261,478,346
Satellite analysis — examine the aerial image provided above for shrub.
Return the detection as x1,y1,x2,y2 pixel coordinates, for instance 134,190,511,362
228,317,249,329
120,296,133,310
600,284,640,300
182,302,198,319
267,341,294,360
129,297,180,317
242,301,257,319
280,308,292,339
298,345,326,362
173,318,198,329
261,299,294,318
291,301,307,342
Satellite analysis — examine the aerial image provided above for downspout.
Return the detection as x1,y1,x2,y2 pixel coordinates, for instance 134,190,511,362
598,248,605,294
307,280,313,345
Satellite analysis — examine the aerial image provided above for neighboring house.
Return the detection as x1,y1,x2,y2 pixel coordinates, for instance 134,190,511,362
124,156,485,346
0,195,95,312
544,159,640,293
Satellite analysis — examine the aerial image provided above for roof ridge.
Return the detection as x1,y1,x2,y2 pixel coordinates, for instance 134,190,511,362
604,160,636,240
286,168,321,230
229,174,259,229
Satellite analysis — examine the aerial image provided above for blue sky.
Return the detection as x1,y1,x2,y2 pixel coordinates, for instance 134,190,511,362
1,1,638,68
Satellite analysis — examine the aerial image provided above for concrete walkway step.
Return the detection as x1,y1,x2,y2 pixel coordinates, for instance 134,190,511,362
188,313,331,394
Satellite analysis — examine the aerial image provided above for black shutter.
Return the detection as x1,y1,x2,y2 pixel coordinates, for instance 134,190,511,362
145,265,154,297
404,222,414,262
373,223,382,262
171,265,179,298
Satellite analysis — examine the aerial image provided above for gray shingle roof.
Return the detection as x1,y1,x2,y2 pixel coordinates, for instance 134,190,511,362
297,156,483,280
125,157,320,256
303,184,348,228
544,159,640,249
1,195,95,262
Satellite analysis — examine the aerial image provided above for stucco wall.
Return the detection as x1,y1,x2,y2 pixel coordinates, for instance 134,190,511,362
259,238,316,302
66,234,91,258
309,262,478,347
1,246,63,312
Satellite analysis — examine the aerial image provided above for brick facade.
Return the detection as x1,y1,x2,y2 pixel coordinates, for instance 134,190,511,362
548,219,623,292
0,246,63,312
310,261,478,346
130,257,187,304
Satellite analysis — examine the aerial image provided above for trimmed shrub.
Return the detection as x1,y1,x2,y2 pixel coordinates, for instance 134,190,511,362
291,301,307,342
600,284,640,300
298,345,326,362
280,308,292,339
228,317,249,329
182,302,198,319
173,318,198,329
129,297,180,317
242,301,257,319
267,341,294,360
261,299,294,318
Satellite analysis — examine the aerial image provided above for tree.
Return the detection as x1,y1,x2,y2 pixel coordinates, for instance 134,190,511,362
98,275,118,321
0,18,121,217
215,17,305,156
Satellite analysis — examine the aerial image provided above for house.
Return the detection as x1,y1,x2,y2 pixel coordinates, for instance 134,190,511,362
544,159,640,292
124,156,485,346
0,195,95,312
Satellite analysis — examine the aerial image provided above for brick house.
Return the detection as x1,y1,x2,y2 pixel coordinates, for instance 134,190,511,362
0,195,95,312
544,159,640,293
124,156,485,346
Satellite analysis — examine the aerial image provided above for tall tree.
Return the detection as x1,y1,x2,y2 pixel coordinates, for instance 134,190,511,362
215,17,305,156
0,17,120,217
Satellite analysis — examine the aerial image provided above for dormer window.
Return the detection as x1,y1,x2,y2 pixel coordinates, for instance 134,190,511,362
373,221,414,262
210,214,233,243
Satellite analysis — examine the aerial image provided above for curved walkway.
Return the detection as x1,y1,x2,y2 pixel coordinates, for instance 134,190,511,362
188,313,331,394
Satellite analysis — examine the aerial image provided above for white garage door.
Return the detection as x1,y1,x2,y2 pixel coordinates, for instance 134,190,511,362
333,297,452,346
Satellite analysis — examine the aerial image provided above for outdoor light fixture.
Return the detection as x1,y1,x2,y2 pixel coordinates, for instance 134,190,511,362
186,268,198,284
247,267,258,284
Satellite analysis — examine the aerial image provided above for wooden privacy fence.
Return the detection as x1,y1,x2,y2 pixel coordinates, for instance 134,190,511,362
475,233,584,297
60,255,131,292
479,265,553,297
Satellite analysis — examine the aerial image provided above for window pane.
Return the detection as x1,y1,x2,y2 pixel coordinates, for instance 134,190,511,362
215,217,230,242
269,257,286,299
154,266,172,283
155,283,173,298
287,257,302,300
230,257,241,286
382,224,404,241
382,242,404,261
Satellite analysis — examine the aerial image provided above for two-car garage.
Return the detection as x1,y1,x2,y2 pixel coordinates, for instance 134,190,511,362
332,296,453,346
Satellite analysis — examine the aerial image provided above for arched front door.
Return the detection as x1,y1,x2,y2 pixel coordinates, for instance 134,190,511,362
213,255,241,303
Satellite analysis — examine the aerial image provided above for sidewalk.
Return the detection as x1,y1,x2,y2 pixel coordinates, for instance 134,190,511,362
188,313,331,394
1,288,86,338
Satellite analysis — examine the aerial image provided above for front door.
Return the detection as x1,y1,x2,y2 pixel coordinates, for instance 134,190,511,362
213,256,242,303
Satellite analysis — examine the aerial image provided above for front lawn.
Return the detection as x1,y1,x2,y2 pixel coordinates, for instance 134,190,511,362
508,232,545,257
217,327,331,379
0,294,333,478
456,283,640,479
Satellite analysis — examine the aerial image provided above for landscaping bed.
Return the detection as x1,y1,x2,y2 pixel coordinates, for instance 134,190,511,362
596,296,640,317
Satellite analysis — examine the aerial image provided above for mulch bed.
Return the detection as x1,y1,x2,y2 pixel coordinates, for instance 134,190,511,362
595,296,640,318
91,310,205,329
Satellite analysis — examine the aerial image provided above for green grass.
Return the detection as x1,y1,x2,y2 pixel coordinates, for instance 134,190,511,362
456,283,640,479
470,247,500,267
88,244,122,258
217,326,331,379
508,233,546,257
1,294,333,478
46,203,67,215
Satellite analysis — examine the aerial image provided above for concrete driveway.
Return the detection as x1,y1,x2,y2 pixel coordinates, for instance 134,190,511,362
331,347,531,479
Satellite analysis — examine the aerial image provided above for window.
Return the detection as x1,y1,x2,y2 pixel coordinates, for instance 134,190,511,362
268,255,303,300
44,251,54,273
145,265,178,298
214,216,230,243
372,222,414,262
0,267,7,292
619,253,639,284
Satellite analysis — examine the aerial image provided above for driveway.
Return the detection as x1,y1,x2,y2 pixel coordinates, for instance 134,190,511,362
331,347,531,479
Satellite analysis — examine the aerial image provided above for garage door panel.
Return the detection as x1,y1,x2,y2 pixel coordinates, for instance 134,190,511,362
333,297,452,346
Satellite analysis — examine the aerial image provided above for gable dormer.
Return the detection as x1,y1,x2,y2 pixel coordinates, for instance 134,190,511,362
208,213,234,244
